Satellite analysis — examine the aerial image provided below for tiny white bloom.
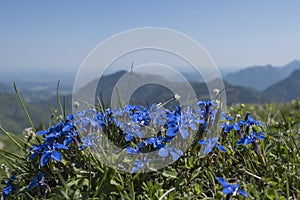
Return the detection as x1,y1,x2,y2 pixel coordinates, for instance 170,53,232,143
174,94,181,100
213,88,220,95
74,101,80,108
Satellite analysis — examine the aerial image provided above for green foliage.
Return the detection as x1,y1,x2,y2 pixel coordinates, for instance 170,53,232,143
1,101,300,199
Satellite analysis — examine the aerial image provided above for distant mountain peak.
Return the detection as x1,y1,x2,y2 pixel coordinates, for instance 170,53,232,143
263,68,300,102
224,60,300,91
286,59,300,65
283,59,300,71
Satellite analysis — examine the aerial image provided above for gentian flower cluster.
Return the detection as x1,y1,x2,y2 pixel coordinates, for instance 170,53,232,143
220,112,266,155
109,101,221,168
2,99,263,198
30,118,77,166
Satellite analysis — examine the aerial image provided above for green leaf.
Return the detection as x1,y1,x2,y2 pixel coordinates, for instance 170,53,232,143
162,166,178,179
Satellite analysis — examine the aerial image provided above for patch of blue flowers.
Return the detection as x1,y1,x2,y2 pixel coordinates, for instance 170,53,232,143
2,100,267,199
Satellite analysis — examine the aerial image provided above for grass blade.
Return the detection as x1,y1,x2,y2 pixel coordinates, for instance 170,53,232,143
13,83,36,132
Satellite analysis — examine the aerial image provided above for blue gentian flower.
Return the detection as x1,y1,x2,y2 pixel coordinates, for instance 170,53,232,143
49,122,64,133
220,123,234,133
177,105,200,139
40,143,68,166
144,137,163,149
74,109,107,131
36,120,77,144
216,177,248,197
166,107,180,137
232,120,248,131
114,106,150,140
29,143,46,160
131,160,143,173
76,116,90,129
44,132,60,143
234,115,264,130
29,142,68,166
158,146,183,161
123,105,151,126
36,129,48,135
236,132,265,146
63,130,79,146
196,100,218,126
126,141,146,154
28,173,45,190
247,115,260,125
62,122,75,132
2,175,16,200
198,137,226,155
125,132,135,141
117,122,143,141
125,146,140,154
77,116,101,130
75,109,97,117
221,113,234,121
166,106,198,139
79,134,101,150
234,121,245,131
148,104,166,127
144,135,173,149
66,114,74,121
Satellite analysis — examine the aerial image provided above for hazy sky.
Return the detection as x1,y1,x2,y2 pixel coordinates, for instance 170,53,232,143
1,0,300,73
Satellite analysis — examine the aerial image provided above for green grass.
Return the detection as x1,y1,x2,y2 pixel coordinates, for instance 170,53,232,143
0,101,300,199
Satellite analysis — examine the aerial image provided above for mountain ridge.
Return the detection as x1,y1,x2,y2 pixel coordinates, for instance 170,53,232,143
225,60,300,91
263,68,300,102
1,61,300,133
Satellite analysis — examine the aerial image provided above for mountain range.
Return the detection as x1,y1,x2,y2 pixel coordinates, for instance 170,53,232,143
1,60,300,133
225,60,300,91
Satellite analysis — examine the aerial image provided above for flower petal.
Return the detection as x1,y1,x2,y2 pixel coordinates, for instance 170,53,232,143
41,152,51,166
211,137,219,143
216,177,229,187
3,185,12,195
179,128,189,139
170,151,180,161
51,151,62,162
216,144,227,153
125,133,134,141
166,127,178,137
54,143,68,150
233,123,240,131
158,147,169,157
222,186,234,194
236,138,244,145
238,189,248,197
126,147,139,154
36,130,48,135
203,145,213,155
198,139,208,145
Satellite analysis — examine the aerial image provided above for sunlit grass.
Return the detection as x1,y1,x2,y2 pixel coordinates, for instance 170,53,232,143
1,96,300,199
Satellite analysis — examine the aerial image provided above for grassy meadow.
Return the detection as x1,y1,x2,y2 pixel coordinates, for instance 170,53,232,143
0,97,299,199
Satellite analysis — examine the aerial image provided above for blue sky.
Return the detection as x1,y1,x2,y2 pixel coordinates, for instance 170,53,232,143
0,0,299,73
